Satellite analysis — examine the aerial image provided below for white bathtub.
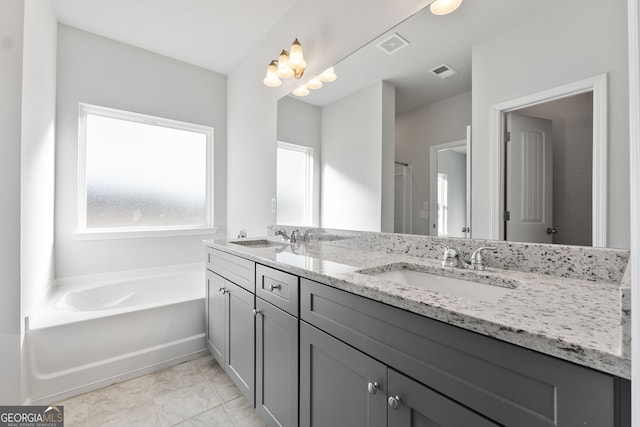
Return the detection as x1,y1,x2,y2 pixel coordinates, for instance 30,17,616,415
27,263,207,403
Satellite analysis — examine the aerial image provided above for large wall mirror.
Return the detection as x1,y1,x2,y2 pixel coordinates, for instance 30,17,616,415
276,0,630,249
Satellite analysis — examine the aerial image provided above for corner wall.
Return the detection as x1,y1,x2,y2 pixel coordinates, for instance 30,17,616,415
0,0,25,405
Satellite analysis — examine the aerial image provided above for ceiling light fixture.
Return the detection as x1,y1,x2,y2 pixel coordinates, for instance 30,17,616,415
263,38,306,87
429,0,463,15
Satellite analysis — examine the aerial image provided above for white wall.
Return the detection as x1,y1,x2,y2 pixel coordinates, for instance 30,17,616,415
277,96,321,226
472,0,629,248
320,82,394,231
0,0,25,406
55,26,227,278
21,0,57,330
395,90,471,235
518,93,593,246
226,0,428,238
20,0,58,403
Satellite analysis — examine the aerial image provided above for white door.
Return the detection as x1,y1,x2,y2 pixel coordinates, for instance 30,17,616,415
394,163,412,234
505,113,553,243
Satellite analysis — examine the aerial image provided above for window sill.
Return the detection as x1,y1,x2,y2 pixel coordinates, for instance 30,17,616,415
73,227,219,241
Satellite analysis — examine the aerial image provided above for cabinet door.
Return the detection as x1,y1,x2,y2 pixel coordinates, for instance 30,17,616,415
206,271,227,365
387,369,499,427
256,298,298,427
226,280,255,405
300,322,386,427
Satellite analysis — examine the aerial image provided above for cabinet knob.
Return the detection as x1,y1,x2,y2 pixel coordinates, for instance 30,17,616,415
269,284,281,291
388,395,402,410
218,287,227,294
367,382,379,395
253,309,262,316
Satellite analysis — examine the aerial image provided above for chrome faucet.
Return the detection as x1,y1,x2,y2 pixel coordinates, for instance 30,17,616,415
274,229,290,241
290,229,301,243
433,242,497,271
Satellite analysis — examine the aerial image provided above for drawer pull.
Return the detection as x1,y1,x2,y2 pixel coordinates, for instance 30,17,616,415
367,382,379,395
388,395,402,410
269,284,281,291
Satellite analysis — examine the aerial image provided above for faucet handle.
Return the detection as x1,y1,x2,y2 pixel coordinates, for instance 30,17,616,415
470,246,497,271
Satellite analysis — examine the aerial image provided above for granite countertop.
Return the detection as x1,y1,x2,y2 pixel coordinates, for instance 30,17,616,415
204,234,631,379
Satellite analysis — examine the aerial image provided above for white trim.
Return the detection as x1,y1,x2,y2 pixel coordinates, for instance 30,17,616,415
490,74,608,246
628,0,639,424
429,139,467,237
73,227,219,241
77,103,215,235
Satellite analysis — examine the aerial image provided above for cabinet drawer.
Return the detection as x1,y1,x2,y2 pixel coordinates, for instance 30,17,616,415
256,264,298,316
301,278,616,427
207,247,255,292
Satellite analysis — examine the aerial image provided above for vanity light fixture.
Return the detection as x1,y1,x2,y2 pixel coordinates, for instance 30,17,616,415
429,0,463,15
263,38,306,87
292,84,310,97
263,60,282,87
318,66,337,82
305,76,323,90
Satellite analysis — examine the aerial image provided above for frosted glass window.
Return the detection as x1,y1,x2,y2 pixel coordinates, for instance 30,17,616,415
277,141,313,226
79,104,213,233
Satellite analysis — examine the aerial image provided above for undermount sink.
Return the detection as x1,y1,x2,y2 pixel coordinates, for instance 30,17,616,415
362,266,514,302
230,239,284,248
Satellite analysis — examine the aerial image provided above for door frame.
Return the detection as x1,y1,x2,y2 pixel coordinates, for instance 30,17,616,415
429,136,470,237
489,73,608,247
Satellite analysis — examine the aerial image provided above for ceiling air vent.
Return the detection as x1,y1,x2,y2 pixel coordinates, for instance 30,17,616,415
430,63,458,79
376,33,410,55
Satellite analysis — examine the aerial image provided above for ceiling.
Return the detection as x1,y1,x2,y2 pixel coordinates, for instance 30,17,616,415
52,0,298,74
291,0,560,114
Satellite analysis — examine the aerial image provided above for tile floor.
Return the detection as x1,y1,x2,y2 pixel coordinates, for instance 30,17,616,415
58,355,266,427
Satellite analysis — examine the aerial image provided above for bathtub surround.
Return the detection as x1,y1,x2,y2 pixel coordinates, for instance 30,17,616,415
27,263,207,404
216,227,631,378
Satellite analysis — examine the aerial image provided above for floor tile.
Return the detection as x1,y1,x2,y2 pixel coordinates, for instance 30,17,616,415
55,355,261,427
224,397,266,427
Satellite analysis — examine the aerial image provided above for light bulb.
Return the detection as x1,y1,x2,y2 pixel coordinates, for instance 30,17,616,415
429,0,463,15
288,38,307,71
318,67,337,83
292,85,310,97
277,50,294,78
263,60,282,87
305,77,323,90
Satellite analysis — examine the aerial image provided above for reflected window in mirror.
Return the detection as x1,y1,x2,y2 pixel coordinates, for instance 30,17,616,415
276,141,313,226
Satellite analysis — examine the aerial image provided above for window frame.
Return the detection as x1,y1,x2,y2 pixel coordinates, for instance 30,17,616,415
76,103,215,240
276,140,314,227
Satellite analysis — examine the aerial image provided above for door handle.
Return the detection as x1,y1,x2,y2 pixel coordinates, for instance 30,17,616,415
546,227,558,235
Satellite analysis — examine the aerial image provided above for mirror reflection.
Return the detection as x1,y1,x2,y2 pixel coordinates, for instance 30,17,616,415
276,0,629,248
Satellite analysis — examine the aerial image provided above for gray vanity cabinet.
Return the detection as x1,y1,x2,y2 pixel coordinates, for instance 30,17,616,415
301,278,623,427
300,322,387,427
205,270,226,363
387,369,499,427
226,279,256,404
205,248,256,405
256,298,298,427
255,265,299,427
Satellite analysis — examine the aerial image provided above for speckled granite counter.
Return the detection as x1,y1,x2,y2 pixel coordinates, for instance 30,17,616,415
204,229,631,379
